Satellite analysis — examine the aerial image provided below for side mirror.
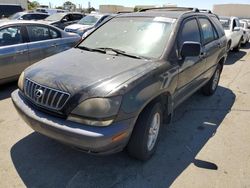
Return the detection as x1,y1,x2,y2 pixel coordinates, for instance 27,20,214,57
233,27,240,31
61,18,67,22
181,42,201,58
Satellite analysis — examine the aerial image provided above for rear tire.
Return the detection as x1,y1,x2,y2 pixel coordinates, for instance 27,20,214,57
202,64,222,96
127,102,163,161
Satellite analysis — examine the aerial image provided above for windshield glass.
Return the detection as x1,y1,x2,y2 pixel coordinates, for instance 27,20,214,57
9,12,23,19
78,17,175,59
220,19,230,30
45,13,65,21
78,15,100,25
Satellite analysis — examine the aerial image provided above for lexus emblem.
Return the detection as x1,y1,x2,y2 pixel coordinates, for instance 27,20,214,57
34,89,44,98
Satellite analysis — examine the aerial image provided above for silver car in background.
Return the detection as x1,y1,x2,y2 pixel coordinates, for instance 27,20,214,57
240,20,250,45
64,13,113,36
0,20,81,84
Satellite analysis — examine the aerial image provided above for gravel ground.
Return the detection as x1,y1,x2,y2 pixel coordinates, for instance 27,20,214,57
0,45,250,188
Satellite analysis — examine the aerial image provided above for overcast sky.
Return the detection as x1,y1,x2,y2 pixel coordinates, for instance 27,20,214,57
36,0,250,9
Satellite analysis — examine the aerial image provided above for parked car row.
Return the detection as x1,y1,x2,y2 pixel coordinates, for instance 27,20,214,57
11,7,229,161
0,20,81,84
219,16,250,52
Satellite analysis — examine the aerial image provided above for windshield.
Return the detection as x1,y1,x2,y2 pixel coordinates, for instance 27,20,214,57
78,17,174,59
45,13,65,21
78,15,100,25
9,12,23,19
220,19,230,30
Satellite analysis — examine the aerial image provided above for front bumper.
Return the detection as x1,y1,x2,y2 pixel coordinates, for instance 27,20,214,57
11,90,135,155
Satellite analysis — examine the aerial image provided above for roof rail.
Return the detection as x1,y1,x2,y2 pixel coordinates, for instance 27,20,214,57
199,9,212,13
139,7,199,12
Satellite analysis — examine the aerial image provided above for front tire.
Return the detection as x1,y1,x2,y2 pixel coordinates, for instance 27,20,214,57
127,103,163,161
202,64,222,96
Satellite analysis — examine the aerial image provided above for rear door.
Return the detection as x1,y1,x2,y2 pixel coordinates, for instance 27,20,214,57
197,17,222,78
0,25,29,80
26,24,62,65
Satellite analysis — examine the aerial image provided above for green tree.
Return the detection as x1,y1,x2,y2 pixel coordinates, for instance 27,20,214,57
87,7,95,13
63,1,75,6
28,1,40,10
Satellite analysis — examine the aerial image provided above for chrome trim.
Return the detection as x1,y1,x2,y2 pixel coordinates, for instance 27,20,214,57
24,78,70,110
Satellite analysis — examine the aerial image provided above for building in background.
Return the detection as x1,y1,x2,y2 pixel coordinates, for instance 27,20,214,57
99,5,133,13
0,0,27,10
213,4,250,18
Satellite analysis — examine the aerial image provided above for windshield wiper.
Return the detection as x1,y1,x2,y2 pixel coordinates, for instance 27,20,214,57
77,46,149,60
94,47,147,60
77,46,106,53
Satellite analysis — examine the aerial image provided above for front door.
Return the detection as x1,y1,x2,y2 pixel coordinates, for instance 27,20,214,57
174,17,205,107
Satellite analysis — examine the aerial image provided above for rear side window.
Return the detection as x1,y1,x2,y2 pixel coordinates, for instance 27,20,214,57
198,18,217,44
27,25,50,41
0,26,23,46
210,16,225,37
22,14,33,20
179,18,201,47
72,14,83,20
49,27,61,39
34,14,48,20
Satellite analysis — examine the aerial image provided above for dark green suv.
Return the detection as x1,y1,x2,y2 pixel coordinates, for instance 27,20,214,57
12,7,227,161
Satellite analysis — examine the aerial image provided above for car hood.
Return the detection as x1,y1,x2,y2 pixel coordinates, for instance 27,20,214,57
40,20,57,25
65,24,92,31
24,48,156,98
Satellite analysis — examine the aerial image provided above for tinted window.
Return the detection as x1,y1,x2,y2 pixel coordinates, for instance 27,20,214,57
72,14,83,20
0,5,22,17
37,14,49,19
179,18,201,47
235,19,240,27
27,25,50,41
0,26,23,46
232,20,237,29
22,14,33,20
210,16,225,37
199,18,217,44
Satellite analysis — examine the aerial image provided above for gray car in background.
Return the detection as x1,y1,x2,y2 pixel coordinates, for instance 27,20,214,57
9,12,49,20
0,20,80,84
64,13,113,36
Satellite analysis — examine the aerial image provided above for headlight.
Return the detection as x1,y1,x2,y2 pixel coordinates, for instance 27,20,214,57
68,96,122,126
18,72,25,91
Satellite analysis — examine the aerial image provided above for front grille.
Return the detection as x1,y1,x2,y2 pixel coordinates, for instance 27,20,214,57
24,79,70,111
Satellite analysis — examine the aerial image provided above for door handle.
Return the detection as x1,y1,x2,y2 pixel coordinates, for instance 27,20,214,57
200,52,207,58
17,49,28,54
217,43,222,48
51,44,58,47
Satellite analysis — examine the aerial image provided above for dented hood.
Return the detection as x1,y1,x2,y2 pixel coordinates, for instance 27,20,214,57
24,48,155,96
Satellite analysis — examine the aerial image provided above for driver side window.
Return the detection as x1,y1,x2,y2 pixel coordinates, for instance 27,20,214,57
179,18,201,48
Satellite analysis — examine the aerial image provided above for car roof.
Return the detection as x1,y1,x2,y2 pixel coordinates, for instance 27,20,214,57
116,8,216,19
0,20,47,27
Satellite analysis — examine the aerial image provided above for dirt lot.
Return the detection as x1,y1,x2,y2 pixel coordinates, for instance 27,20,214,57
1,46,250,188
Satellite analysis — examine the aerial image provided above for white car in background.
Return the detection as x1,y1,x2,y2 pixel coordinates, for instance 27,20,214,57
64,14,112,36
219,16,243,51
240,20,250,45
